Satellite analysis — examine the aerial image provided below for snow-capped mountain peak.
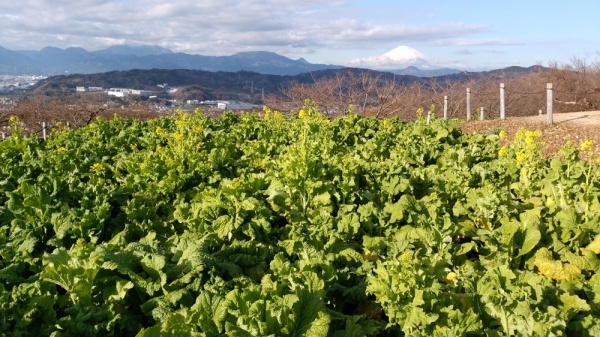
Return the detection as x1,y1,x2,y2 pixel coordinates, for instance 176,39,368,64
382,46,427,63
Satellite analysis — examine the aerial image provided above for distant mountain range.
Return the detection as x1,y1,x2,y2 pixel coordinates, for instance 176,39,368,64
0,44,464,77
0,45,346,76
391,66,463,77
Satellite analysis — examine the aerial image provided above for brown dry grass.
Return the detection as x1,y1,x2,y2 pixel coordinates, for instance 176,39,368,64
459,111,600,157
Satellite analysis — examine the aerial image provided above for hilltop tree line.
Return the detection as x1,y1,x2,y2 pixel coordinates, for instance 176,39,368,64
266,54,600,119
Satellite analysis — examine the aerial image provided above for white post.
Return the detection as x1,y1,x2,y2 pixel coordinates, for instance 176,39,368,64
427,110,432,125
1,132,4,140
443,95,448,120
539,109,542,116
500,83,506,120
66,121,70,128
42,122,47,140
480,107,485,121
547,83,553,125
466,88,471,121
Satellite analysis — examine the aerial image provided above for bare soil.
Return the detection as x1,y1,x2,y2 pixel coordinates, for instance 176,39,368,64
459,111,600,156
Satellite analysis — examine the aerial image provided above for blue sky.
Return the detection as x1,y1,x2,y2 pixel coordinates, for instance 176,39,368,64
0,0,598,70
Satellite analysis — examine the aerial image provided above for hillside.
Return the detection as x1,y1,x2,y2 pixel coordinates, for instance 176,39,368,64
26,68,423,100
27,64,552,100
461,110,600,155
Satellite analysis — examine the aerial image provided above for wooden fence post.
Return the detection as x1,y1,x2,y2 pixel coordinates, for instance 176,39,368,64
480,107,485,121
547,83,553,124
466,88,471,121
443,95,448,120
500,83,506,120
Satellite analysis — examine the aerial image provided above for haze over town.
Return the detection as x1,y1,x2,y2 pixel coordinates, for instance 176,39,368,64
0,0,598,71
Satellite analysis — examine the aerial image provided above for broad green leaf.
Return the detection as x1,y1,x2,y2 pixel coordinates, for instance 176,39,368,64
136,313,195,337
587,234,600,254
103,279,134,302
289,289,330,337
188,292,227,335
517,227,541,257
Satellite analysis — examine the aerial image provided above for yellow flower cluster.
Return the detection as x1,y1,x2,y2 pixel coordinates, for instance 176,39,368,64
51,122,68,134
8,115,19,124
580,139,594,153
298,99,320,119
155,126,167,137
192,125,203,133
444,272,457,285
382,119,391,129
263,105,272,120
498,146,508,157
399,250,413,263
262,105,286,121
516,151,528,163
498,130,507,139
175,119,186,128
513,129,543,165
416,107,424,118
91,162,105,172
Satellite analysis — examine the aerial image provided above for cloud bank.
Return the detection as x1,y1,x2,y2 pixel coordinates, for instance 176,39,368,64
0,0,488,59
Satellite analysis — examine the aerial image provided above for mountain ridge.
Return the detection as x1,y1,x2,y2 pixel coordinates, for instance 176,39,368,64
26,65,547,103
1,45,345,76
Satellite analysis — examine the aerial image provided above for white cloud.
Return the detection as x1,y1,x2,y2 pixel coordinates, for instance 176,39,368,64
0,0,492,59
433,38,520,47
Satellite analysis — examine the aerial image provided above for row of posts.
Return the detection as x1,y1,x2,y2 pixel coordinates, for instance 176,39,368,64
1,121,70,141
436,83,554,124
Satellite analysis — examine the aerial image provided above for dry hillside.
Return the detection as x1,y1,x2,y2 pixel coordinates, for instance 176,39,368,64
460,110,600,156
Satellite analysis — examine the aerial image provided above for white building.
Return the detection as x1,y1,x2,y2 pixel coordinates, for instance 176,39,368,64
130,89,154,96
217,101,256,110
108,90,129,97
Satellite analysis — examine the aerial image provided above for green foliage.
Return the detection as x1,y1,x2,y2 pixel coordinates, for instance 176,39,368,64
1,107,600,335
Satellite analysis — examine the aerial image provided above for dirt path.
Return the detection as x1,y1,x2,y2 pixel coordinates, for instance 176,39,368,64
520,110,600,126
460,110,600,155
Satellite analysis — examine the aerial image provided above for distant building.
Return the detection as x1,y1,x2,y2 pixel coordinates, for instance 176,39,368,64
216,101,256,110
106,88,154,97
130,89,154,96
107,89,129,97
76,86,104,92
109,88,129,93
187,100,199,105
